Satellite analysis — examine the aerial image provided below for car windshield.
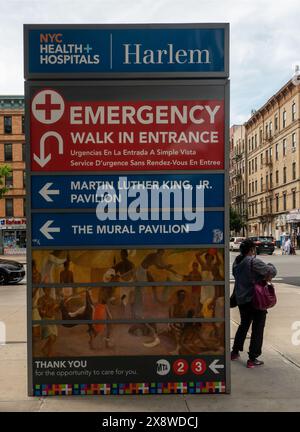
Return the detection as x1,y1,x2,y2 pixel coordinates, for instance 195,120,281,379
258,237,273,242
236,238,244,242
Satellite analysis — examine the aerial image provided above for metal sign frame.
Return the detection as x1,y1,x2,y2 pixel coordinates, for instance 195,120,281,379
24,23,229,80
25,28,230,396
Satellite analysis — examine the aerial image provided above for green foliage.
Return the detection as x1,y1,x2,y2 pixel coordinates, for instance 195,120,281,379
0,165,12,199
230,207,245,233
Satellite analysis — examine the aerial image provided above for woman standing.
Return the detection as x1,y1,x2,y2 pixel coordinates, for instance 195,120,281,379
231,239,277,368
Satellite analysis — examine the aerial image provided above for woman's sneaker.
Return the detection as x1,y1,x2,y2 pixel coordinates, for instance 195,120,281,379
247,359,264,368
231,351,240,361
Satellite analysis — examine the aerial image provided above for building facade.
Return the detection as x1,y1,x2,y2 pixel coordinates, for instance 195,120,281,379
229,124,247,235
0,96,26,255
244,79,300,244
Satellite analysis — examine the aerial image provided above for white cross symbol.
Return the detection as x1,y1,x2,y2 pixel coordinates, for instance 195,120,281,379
32,90,64,124
84,44,92,53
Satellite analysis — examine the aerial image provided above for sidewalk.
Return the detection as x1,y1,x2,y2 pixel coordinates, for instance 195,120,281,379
1,282,300,412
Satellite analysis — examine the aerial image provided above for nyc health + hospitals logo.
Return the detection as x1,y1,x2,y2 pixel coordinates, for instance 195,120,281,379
39,32,100,65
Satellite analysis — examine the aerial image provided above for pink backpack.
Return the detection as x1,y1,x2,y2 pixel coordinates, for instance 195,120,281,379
252,281,277,310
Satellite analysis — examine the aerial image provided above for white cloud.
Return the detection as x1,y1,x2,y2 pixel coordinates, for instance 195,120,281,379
0,0,299,124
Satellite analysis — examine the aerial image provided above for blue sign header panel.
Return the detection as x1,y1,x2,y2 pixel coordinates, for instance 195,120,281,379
31,174,224,209
31,211,224,247
24,25,228,78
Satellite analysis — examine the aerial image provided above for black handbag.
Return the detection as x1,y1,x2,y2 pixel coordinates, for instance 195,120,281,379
230,289,237,308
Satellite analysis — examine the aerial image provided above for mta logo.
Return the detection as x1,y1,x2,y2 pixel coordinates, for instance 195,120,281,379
156,359,170,376
40,33,62,43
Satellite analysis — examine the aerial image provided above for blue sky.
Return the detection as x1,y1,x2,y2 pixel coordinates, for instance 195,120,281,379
0,0,299,125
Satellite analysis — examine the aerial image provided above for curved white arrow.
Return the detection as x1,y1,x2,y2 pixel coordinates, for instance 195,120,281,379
34,131,64,168
39,183,60,202
40,220,61,240
209,359,224,374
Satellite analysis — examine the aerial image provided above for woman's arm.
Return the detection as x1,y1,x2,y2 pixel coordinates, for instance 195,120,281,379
252,258,277,279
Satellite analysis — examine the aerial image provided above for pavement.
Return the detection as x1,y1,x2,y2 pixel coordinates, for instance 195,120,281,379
1,253,300,412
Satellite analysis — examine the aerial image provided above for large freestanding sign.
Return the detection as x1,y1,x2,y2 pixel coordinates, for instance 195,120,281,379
24,24,230,396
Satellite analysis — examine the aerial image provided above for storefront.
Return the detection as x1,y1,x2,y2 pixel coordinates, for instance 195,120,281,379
0,218,27,255
287,210,300,248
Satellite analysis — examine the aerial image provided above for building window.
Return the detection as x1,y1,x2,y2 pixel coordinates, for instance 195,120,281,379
4,116,12,134
251,159,254,172
269,122,272,136
265,123,268,139
255,134,257,147
283,193,287,211
270,173,273,188
276,170,279,184
275,143,279,160
293,162,296,180
269,147,273,159
255,180,257,192
259,129,263,145
292,132,296,150
260,153,263,166
275,115,278,131
255,157,257,172
22,116,25,134
283,139,287,156
292,102,296,122
266,175,269,189
269,197,272,214
248,183,251,197
252,182,254,194
251,136,254,150
276,195,279,212
5,173,13,188
255,202,258,214
261,177,263,191
4,143,12,161
249,161,251,175
292,190,296,209
5,198,13,217
283,167,287,183
283,110,286,128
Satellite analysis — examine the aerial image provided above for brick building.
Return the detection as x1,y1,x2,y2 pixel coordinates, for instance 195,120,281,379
229,124,247,235
0,96,26,255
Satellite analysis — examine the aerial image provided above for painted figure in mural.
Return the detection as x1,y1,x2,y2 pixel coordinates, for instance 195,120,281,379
195,248,223,280
37,288,60,357
32,260,42,339
168,289,191,355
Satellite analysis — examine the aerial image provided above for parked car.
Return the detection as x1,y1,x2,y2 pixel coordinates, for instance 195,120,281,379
0,259,25,284
230,237,246,251
248,236,275,255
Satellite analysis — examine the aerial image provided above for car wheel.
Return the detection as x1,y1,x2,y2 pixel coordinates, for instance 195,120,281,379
0,272,6,284
268,252,273,255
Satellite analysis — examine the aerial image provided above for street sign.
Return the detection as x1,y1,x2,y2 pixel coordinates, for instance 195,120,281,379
28,85,225,172
25,23,230,397
32,211,224,247
31,173,224,209
24,24,229,79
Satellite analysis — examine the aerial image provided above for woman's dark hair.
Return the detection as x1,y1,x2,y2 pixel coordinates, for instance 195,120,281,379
240,239,256,256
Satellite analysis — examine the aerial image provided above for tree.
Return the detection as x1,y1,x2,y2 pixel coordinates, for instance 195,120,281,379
0,165,12,199
230,207,245,234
